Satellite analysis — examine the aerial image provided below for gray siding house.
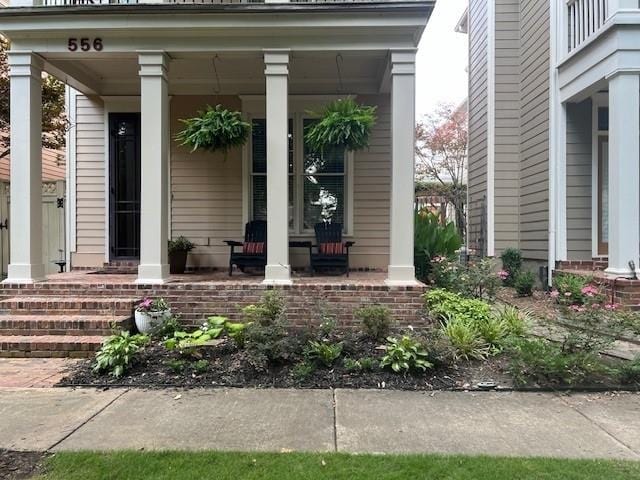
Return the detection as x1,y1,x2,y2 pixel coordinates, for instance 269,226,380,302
467,0,640,284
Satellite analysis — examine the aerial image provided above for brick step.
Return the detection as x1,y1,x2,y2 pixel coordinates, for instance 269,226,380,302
0,334,105,358
0,297,138,315
0,314,132,336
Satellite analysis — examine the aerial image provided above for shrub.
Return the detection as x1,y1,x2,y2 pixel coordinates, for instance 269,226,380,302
514,271,536,297
306,340,343,368
507,337,609,386
380,334,433,373
242,290,286,326
414,211,462,281
166,359,186,374
551,273,602,306
429,258,499,299
440,317,489,361
424,289,492,325
149,315,181,339
93,331,149,378
496,305,530,337
354,305,392,340
500,248,522,286
617,356,640,384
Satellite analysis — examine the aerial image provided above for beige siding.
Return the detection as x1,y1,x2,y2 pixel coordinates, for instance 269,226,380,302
518,0,550,261
72,94,105,267
494,0,521,253
566,100,593,260
467,0,489,255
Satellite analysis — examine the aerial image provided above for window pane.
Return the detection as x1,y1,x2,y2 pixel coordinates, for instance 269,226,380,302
252,119,266,174
598,107,609,131
303,119,345,174
288,119,294,174
303,175,344,229
288,175,294,229
252,175,267,221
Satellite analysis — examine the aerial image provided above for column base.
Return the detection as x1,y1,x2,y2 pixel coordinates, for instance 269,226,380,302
3,263,46,284
385,265,420,287
604,266,640,279
263,264,292,286
136,263,169,284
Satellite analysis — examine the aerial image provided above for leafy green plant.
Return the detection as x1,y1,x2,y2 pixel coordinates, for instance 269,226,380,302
476,316,508,353
496,305,530,337
551,273,598,305
175,104,251,155
242,290,286,326
168,236,195,255
304,97,377,152
149,315,181,339
380,335,433,373
617,356,640,384
424,289,492,325
354,305,392,340
500,248,522,286
192,359,209,374
440,317,489,361
291,361,316,382
343,356,377,373
93,331,149,378
166,359,186,374
507,337,609,386
514,271,536,297
225,321,248,348
306,340,343,368
164,316,227,353
414,212,462,281
457,258,500,299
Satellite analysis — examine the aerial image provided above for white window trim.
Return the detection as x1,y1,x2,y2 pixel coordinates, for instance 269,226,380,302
591,92,608,258
240,95,355,238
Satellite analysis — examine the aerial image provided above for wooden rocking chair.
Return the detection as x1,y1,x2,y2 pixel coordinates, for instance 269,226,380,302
224,220,267,276
310,222,354,277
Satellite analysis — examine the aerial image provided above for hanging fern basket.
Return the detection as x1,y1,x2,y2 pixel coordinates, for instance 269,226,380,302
175,104,251,155
304,97,377,153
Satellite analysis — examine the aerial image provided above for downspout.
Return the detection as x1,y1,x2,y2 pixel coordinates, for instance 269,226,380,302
486,0,496,257
547,0,560,287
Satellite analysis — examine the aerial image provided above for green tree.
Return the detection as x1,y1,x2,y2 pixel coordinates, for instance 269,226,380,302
0,36,67,160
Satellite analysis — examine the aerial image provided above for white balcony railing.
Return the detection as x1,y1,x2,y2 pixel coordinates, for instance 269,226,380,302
566,0,609,52
16,0,424,6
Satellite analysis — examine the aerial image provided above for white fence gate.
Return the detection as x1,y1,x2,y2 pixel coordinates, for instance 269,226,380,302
0,181,66,278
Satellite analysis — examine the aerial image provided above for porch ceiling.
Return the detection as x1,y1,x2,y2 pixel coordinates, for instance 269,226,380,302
45,51,389,96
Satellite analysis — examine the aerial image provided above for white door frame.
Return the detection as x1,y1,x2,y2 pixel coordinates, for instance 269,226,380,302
591,92,608,258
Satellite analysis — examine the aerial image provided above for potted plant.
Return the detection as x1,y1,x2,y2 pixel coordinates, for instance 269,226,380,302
134,297,171,334
304,97,377,153
168,236,195,274
175,104,251,158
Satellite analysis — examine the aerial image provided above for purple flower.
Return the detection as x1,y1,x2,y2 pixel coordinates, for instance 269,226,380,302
497,270,509,280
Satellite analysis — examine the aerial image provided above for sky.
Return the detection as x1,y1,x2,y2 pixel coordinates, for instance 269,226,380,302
415,0,468,121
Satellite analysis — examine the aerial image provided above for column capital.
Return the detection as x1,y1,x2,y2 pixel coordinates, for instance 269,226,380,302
264,49,290,76
138,51,170,78
7,51,43,78
390,49,417,76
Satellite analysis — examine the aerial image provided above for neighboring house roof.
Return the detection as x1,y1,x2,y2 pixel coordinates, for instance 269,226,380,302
0,147,66,182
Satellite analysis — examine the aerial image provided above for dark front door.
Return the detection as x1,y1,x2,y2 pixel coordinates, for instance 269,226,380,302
109,113,141,260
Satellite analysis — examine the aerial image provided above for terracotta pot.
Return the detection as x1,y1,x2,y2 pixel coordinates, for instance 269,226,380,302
169,250,188,274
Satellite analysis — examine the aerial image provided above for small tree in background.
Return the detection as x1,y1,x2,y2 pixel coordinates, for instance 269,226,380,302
0,36,67,160
415,103,468,239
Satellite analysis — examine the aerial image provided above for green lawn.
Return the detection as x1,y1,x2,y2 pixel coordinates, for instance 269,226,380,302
36,451,640,480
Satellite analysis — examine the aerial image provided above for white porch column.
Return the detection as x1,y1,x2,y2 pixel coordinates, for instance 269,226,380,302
605,71,640,278
136,52,170,284
386,49,419,287
263,49,292,285
5,52,45,283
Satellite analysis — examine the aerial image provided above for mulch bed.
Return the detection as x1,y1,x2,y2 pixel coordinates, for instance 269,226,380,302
0,450,49,480
59,335,514,391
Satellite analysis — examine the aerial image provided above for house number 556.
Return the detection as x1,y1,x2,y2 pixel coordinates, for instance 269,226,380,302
68,38,103,52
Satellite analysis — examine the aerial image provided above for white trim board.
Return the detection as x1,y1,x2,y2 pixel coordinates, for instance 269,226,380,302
486,0,495,257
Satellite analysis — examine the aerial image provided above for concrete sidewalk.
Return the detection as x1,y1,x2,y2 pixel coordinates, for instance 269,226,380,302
0,388,639,460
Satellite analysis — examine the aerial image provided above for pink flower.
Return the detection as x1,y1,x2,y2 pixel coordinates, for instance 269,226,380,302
604,303,619,311
550,290,560,298
570,305,586,313
581,285,599,297
497,270,509,280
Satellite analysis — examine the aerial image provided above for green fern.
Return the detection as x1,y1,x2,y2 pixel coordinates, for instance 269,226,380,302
175,104,250,154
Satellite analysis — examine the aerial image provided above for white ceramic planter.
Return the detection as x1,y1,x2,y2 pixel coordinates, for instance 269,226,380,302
134,309,172,334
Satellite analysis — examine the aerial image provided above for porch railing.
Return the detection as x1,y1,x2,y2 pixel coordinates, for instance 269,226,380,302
566,0,609,53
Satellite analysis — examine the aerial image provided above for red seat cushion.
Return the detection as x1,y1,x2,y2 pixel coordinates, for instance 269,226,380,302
319,242,346,255
243,242,265,255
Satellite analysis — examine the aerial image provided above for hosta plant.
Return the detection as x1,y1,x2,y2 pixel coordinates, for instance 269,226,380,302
176,104,250,155
304,97,377,153
93,331,149,378
306,340,343,368
380,335,433,373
